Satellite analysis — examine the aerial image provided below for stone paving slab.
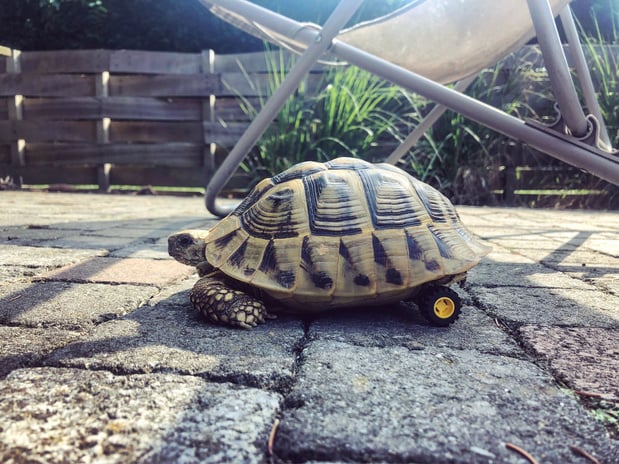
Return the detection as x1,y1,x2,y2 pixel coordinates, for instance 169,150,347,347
308,302,523,357
518,325,619,399
0,243,108,268
0,193,617,463
0,326,83,377
41,256,192,287
0,281,158,330
45,282,305,390
108,237,171,259
470,285,619,327
0,367,281,464
274,340,615,463
467,251,596,289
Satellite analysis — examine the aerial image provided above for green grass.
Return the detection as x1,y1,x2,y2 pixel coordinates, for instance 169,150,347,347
230,44,418,179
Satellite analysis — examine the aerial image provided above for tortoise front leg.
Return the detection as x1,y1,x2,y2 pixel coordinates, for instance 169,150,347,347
190,276,268,329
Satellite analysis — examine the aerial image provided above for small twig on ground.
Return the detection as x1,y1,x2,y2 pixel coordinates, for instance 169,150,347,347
569,445,601,464
267,417,280,456
505,443,539,464
573,390,603,399
8,295,23,302
572,390,619,402
494,318,508,330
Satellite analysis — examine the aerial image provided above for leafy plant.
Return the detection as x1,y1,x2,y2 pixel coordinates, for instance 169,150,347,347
233,45,415,179
579,5,619,148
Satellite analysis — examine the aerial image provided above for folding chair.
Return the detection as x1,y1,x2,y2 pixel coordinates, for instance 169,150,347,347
198,0,618,217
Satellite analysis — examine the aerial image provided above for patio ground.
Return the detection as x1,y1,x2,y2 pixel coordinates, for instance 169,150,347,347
0,191,617,463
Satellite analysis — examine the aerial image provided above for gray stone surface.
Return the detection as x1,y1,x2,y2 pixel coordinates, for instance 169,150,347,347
0,367,281,464
470,285,619,327
518,325,619,398
274,340,615,463
0,326,83,378
0,281,158,329
0,244,108,267
46,285,305,390
0,193,617,463
309,302,522,357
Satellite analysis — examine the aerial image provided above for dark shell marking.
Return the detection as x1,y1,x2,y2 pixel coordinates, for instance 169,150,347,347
204,158,490,311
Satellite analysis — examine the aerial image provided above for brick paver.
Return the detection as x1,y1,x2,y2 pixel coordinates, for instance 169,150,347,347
0,193,617,463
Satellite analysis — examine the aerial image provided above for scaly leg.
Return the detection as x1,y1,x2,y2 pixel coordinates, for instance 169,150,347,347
190,275,268,329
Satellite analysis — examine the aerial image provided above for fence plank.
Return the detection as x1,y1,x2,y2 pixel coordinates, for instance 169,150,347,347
109,74,221,97
109,165,206,187
213,97,255,122
203,121,249,145
0,120,97,143
0,46,10,73
19,50,113,74
0,74,95,97
0,98,8,119
109,121,203,142
26,142,203,167
109,50,202,74
0,164,100,185
220,72,324,97
213,50,330,73
23,97,203,121
0,145,10,163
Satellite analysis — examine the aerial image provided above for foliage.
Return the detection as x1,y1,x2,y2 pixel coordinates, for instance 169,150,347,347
234,47,414,178
0,0,409,52
578,2,619,148
0,0,615,53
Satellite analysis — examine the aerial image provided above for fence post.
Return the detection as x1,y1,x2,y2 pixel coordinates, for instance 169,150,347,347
7,49,24,187
501,140,522,206
201,49,217,188
96,71,111,192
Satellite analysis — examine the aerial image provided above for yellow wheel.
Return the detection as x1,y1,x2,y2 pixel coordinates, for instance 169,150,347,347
433,296,457,320
417,286,462,327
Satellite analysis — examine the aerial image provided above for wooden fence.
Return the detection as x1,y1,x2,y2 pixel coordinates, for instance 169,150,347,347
0,46,324,191
0,45,616,207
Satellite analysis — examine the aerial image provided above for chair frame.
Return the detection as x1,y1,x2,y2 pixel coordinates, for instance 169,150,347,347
199,0,618,217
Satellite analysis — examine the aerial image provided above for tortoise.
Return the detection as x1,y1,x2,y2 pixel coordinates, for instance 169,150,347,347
168,157,490,329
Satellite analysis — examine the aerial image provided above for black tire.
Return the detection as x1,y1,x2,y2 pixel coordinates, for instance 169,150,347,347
417,286,462,327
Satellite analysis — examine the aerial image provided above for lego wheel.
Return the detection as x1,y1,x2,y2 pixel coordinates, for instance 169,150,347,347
418,286,462,327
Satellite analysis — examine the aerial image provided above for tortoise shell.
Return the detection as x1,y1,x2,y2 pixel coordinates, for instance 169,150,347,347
204,157,489,311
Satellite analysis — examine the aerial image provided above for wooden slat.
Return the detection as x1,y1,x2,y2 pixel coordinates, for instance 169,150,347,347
109,74,221,97
109,121,203,143
109,165,206,187
110,165,252,189
219,72,323,97
0,120,97,143
0,164,99,185
25,142,203,167
22,97,203,121
0,74,95,97
0,120,248,147
109,50,202,74
19,50,113,74
214,50,329,73
204,121,248,145
0,48,9,73
213,97,256,122
0,97,9,119
18,49,205,75
0,145,10,163
214,50,290,73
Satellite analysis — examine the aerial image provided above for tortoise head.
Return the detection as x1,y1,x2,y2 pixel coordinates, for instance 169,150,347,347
168,229,210,266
